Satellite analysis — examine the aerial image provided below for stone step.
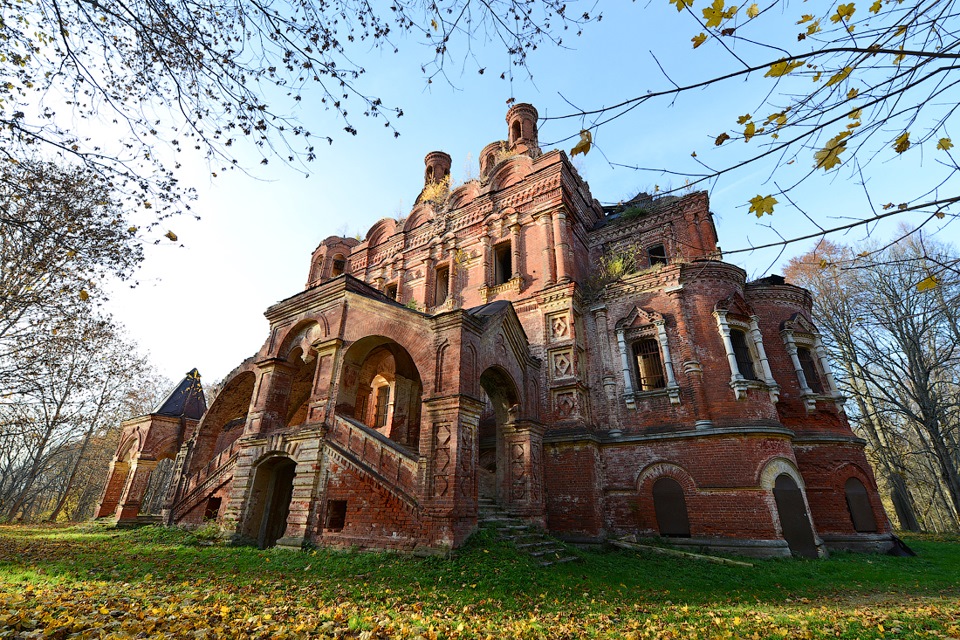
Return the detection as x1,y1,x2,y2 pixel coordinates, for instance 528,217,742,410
516,540,554,549
528,548,564,557
539,556,580,567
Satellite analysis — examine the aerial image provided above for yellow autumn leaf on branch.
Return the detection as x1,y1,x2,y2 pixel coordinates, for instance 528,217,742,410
79,290,89,301
831,3,856,22
737,113,752,124
847,88,859,99
746,3,759,18
916,275,940,292
826,67,853,86
869,0,882,12
744,122,757,142
814,131,851,170
692,32,708,48
748,194,778,217
570,130,592,156
797,14,814,23
715,132,731,145
765,60,804,77
893,131,910,153
703,0,726,28
670,0,694,12
806,20,822,35
937,137,953,151
165,230,179,241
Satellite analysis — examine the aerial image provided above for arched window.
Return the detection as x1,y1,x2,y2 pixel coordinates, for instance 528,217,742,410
330,253,346,277
632,339,666,391
730,329,760,381
796,347,824,393
652,477,690,537
844,477,878,532
511,120,522,143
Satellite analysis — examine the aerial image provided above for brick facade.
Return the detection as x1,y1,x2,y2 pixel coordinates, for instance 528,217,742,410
99,104,894,557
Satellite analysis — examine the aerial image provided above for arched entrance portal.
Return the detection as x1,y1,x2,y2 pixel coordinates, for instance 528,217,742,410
773,474,818,558
478,367,520,505
245,457,297,548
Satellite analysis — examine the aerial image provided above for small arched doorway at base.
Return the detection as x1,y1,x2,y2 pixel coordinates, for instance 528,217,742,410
246,457,297,549
773,473,819,558
477,366,520,506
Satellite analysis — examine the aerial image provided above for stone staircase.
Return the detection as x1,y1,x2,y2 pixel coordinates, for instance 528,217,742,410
478,497,579,567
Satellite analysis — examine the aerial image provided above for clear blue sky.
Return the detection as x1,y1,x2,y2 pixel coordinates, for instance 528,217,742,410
104,2,960,386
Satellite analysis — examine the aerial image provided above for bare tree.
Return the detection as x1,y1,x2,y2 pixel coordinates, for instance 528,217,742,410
2,0,598,224
548,1,960,251
787,233,960,530
0,311,162,522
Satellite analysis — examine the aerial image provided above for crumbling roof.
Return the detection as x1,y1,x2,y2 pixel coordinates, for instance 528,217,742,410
153,368,207,420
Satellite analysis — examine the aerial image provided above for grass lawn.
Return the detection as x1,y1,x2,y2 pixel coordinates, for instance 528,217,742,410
1,524,958,638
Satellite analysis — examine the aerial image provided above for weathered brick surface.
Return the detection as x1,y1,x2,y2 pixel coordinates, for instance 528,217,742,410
100,104,893,556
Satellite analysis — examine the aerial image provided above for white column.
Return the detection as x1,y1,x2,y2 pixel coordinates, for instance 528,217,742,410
749,315,779,402
655,320,681,405
616,328,636,409
813,335,845,410
713,310,741,382
782,330,816,411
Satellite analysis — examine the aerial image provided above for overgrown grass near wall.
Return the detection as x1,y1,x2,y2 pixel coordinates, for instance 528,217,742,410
1,525,958,638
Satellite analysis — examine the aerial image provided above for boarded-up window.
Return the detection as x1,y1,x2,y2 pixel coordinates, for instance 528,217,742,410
648,244,668,266
435,266,449,306
797,347,824,393
374,386,390,428
845,477,878,532
773,474,818,558
730,329,759,381
632,339,666,391
653,477,690,537
494,242,512,284
326,500,347,531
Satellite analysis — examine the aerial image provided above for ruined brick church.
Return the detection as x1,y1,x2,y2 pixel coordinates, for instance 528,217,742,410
97,104,894,558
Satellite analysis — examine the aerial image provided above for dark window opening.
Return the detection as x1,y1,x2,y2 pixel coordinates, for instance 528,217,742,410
653,477,691,537
426,165,435,183
648,244,668,266
730,329,759,381
203,496,222,521
511,120,522,143
385,283,398,300
494,242,512,285
331,253,346,277
845,477,878,532
632,338,666,391
435,266,450,306
374,386,390,428
797,347,824,394
326,500,347,531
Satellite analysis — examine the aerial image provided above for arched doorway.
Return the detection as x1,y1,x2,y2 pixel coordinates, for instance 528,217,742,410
844,477,878,533
245,457,297,548
478,367,520,505
773,474,818,558
652,477,691,537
